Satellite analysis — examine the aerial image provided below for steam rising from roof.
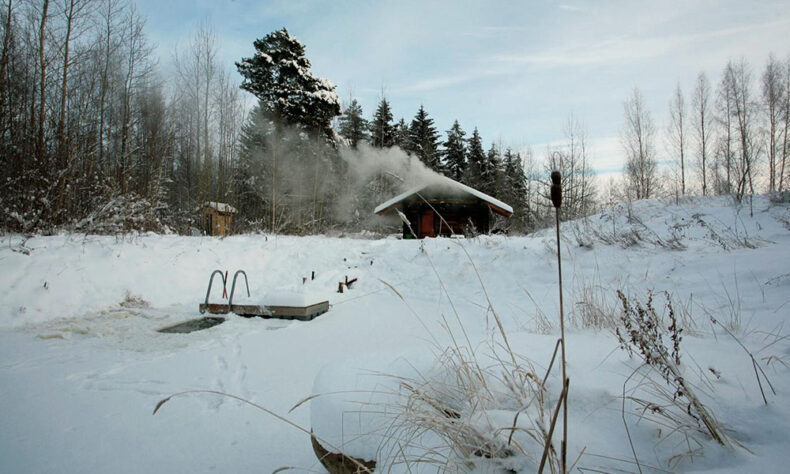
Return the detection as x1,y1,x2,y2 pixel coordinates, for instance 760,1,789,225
338,142,447,190
331,143,449,226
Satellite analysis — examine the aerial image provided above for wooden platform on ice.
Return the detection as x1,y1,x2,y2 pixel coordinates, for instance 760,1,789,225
198,301,330,321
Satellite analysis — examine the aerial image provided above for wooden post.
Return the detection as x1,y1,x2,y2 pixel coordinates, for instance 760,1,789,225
337,282,344,293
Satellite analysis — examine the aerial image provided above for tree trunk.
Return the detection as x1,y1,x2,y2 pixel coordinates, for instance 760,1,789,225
97,0,117,180
57,0,75,171
271,123,277,231
779,62,790,192
37,0,49,172
0,0,13,119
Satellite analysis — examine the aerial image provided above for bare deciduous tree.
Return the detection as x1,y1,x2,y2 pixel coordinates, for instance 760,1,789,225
782,56,790,192
96,0,124,177
691,72,713,196
621,87,658,199
37,0,49,170
544,114,597,219
715,62,737,195
762,54,785,193
724,59,759,201
0,0,13,117
173,21,218,206
666,83,687,195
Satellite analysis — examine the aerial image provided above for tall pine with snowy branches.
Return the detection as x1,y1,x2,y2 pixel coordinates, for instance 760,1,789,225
236,28,340,142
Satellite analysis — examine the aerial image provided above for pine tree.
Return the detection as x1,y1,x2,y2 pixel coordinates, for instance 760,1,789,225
369,98,395,148
464,127,485,188
443,120,467,181
406,105,441,171
236,28,340,142
337,99,369,148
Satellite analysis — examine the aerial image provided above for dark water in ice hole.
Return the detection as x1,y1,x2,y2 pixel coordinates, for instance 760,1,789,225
158,317,225,334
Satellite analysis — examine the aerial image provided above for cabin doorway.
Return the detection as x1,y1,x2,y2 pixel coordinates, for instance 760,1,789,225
420,210,435,238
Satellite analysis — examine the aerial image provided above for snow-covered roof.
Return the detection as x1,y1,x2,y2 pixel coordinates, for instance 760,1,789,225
374,177,513,216
202,202,237,214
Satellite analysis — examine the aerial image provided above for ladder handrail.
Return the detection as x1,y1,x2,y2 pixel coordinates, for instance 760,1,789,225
228,270,250,310
201,270,227,313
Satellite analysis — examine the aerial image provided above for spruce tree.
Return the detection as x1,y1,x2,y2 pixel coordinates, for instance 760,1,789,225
393,118,410,150
337,99,369,148
502,148,529,232
443,120,467,181
407,105,441,171
233,101,272,228
369,98,395,148
464,127,485,188
480,143,500,196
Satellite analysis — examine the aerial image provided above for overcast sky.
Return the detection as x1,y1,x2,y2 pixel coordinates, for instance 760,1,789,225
136,0,789,177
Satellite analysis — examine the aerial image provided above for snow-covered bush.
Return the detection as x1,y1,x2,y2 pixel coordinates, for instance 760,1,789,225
73,192,171,235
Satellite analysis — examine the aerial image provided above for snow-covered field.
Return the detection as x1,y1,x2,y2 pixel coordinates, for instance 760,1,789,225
1,195,789,473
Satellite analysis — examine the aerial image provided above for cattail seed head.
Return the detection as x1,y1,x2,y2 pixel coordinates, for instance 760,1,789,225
550,171,562,209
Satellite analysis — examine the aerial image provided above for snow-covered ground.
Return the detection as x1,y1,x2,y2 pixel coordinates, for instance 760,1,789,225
1,195,789,473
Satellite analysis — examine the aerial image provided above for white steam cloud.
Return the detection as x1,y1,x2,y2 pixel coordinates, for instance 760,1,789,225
339,143,446,189
333,143,448,226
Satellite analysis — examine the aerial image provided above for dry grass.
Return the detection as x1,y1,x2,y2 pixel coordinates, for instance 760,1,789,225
120,290,150,308
368,243,567,473
614,290,734,461
571,279,618,330
377,344,561,473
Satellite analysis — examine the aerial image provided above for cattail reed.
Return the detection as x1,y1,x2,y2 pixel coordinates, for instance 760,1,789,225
552,170,568,474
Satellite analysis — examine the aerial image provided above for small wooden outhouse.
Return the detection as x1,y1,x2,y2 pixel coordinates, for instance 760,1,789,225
201,202,237,236
374,177,513,238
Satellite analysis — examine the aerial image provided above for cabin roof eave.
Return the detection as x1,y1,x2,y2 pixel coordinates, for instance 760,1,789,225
373,177,513,217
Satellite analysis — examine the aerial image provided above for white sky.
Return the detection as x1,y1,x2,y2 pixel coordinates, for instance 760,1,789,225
137,0,790,178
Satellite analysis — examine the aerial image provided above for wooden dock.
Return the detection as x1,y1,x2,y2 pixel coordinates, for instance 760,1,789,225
199,301,329,321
